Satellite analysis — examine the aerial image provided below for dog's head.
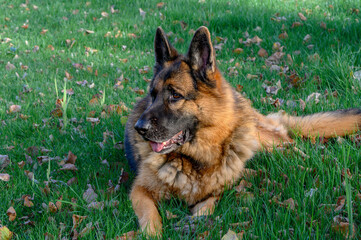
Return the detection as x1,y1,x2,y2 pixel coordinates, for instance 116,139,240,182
134,26,220,154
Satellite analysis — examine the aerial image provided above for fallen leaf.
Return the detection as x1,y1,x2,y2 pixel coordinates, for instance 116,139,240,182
67,177,78,186
6,62,16,70
282,198,296,210
299,99,306,111
246,74,258,80
166,210,178,220
0,173,10,182
9,105,21,113
83,185,98,203
258,48,268,58
157,2,165,8
306,92,321,104
79,222,93,237
230,220,252,229
72,214,87,229
265,52,285,66
24,195,34,207
59,163,78,171
298,12,307,21
332,215,356,239
0,225,13,240
233,48,244,54
85,29,94,34
116,231,137,240
278,32,288,39
291,22,303,28
56,196,63,211
49,202,57,213
303,34,312,43
6,207,16,221
320,22,327,29
334,196,345,212
221,229,239,240
0,155,10,169
66,151,77,164
235,180,252,192
87,201,105,211
139,8,146,20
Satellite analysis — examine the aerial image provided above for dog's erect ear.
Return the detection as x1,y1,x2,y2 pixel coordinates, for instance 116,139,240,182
154,27,178,67
187,26,215,73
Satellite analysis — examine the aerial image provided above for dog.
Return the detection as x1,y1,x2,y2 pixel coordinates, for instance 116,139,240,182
124,26,361,236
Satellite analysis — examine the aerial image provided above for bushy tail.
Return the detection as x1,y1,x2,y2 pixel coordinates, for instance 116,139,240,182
270,109,361,138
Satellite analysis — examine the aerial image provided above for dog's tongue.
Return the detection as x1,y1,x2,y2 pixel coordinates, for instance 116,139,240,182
150,141,166,152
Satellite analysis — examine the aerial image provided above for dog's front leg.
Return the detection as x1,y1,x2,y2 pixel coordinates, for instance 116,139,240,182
191,196,219,216
130,184,162,237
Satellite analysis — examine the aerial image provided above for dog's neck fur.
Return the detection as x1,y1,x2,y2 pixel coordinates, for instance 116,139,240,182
179,69,240,166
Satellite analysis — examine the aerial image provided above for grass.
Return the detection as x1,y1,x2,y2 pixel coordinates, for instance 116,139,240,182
0,0,360,239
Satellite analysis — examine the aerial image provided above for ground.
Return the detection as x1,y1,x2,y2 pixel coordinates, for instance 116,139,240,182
0,0,360,239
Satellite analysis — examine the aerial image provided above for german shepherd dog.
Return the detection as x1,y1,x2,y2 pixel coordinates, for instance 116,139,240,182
124,26,361,236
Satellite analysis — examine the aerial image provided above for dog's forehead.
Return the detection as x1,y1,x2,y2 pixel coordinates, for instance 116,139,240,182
154,61,195,93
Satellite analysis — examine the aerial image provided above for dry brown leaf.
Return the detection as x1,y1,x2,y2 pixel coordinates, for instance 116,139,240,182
139,8,146,20
235,180,252,192
6,207,16,221
265,52,285,66
79,222,93,237
298,12,307,21
83,185,98,203
278,32,288,39
332,215,356,239
67,177,78,186
334,196,345,212
258,48,268,58
156,2,165,8
233,48,244,54
9,105,21,113
66,151,77,164
166,210,178,220
291,22,303,28
282,198,296,210
72,214,87,229
246,74,258,80
303,34,312,43
306,92,321,104
24,195,34,207
0,155,10,169
50,108,63,118
85,29,94,34
59,163,78,171
320,22,327,29
49,202,57,213
230,220,252,229
87,201,105,211
56,196,63,211
116,231,137,240
0,173,11,182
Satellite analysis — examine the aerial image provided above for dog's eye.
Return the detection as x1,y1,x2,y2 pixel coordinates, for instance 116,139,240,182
172,92,182,99
170,91,183,102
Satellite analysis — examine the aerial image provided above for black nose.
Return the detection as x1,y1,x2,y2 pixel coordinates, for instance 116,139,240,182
134,119,151,136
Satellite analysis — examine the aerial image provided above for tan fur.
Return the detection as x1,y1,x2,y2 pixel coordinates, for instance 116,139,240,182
126,26,361,237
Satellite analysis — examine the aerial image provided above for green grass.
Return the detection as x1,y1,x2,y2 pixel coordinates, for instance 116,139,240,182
0,0,360,239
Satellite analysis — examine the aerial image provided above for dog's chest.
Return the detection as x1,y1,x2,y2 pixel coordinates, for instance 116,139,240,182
155,152,244,204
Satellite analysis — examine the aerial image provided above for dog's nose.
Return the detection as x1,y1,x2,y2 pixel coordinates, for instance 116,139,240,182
134,119,151,136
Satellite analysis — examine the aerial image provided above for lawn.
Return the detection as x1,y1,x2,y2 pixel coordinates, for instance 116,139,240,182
0,0,360,239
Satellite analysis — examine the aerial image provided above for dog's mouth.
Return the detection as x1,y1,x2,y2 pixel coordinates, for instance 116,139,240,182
149,131,185,153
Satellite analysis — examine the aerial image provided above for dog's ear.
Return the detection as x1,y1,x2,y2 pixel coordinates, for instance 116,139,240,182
154,27,178,67
187,26,215,73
